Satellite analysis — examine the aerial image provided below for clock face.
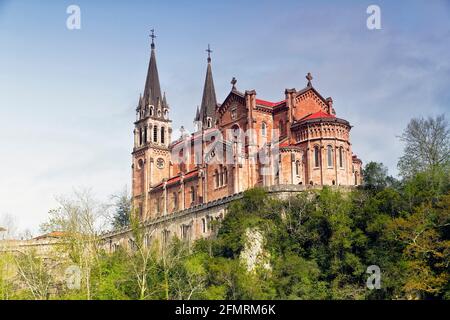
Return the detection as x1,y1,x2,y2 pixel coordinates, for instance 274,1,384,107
156,158,165,169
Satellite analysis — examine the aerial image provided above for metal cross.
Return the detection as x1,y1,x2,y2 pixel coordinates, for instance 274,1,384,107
206,44,212,62
150,29,157,45
306,72,313,87
231,77,237,89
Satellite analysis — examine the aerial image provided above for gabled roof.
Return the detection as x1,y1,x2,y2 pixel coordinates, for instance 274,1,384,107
255,99,285,107
295,85,329,106
218,89,246,113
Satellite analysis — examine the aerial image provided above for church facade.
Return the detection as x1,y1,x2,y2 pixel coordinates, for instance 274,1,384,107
131,36,362,225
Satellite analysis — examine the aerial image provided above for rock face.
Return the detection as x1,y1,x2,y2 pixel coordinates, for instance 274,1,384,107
240,228,271,272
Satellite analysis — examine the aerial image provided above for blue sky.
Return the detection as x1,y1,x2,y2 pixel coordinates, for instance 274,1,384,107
0,0,449,234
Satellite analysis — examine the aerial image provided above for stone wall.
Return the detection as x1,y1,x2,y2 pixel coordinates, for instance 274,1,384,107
0,238,62,257
100,185,355,253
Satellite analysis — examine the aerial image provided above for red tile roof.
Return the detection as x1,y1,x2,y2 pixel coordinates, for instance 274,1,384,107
33,231,66,240
300,111,335,121
154,169,199,189
184,169,199,179
166,175,181,184
279,141,302,148
256,99,285,107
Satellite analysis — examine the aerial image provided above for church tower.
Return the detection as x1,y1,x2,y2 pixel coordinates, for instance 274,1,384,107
194,44,218,130
132,31,172,221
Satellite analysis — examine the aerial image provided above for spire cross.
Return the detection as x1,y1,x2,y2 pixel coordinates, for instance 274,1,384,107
306,72,313,87
150,29,157,47
206,44,212,62
231,77,237,90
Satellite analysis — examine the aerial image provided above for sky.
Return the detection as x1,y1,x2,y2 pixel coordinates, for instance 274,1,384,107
0,0,449,234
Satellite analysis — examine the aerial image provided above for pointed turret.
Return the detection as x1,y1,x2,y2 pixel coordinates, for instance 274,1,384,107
194,105,201,131
195,106,200,121
162,91,168,108
198,44,217,129
143,31,163,109
137,94,143,109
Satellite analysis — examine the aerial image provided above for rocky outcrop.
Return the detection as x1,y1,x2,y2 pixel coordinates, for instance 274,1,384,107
240,228,271,273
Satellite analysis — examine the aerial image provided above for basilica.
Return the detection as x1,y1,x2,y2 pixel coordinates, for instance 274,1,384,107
131,35,362,222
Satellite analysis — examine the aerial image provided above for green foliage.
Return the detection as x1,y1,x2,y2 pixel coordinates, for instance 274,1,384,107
398,114,450,179
111,188,131,229
362,161,393,190
4,165,450,300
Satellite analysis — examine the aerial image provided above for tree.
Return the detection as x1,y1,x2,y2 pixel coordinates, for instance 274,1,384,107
387,194,450,299
398,114,450,178
111,187,131,229
127,209,158,300
0,252,16,300
40,189,106,300
362,162,390,190
13,249,55,300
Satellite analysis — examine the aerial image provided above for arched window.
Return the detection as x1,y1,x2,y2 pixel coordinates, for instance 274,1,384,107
223,167,228,185
314,146,320,167
214,169,219,188
156,198,160,214
173,192,178,211
207,117,212,128
261,122,267,136
153,126,158,143
327,145,333,167
231,124,240,141
278,120,284,136
201,218,207,233
219,165,224,186
295,160,300,176
339,147,344,168
149,106,154,116
139,127,143,145
160,127,165,144
190,186,196,204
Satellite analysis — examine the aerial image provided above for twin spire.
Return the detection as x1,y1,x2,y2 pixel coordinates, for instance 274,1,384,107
142,29,165,110
195,44,217,129
139,31,217,130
